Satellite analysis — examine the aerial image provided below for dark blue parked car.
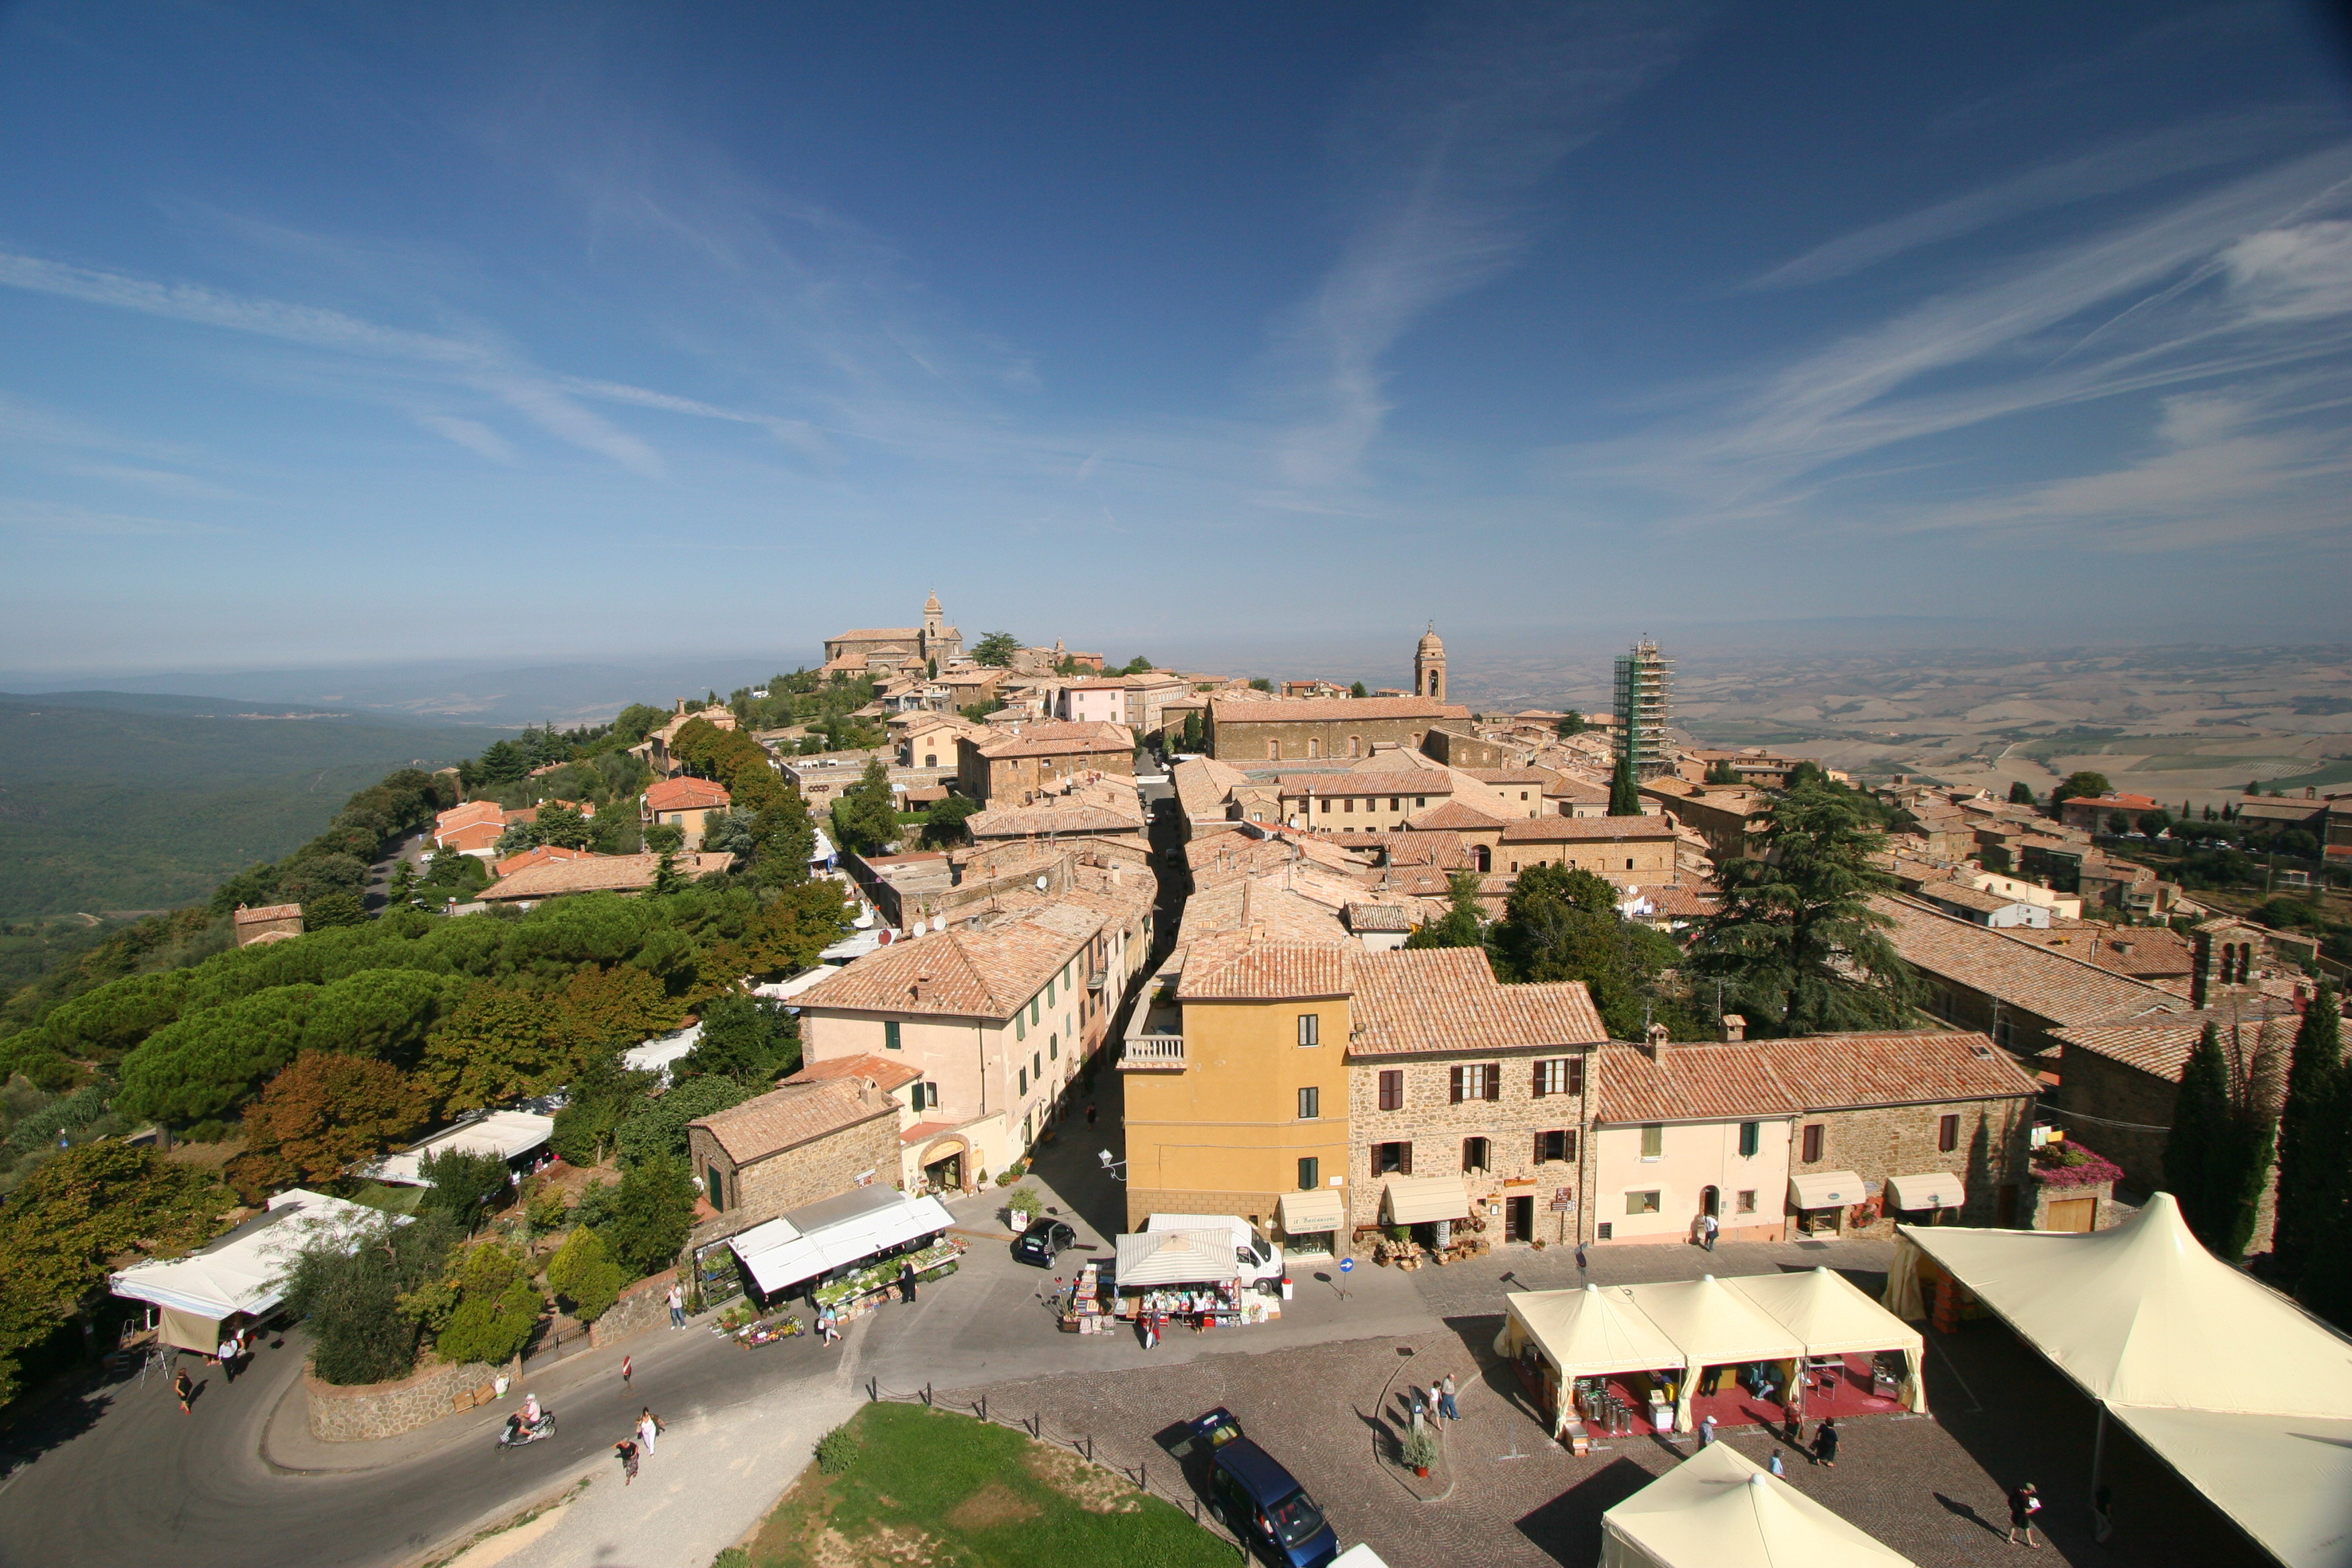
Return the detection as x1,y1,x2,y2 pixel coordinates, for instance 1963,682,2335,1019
1188,1408,1339,1568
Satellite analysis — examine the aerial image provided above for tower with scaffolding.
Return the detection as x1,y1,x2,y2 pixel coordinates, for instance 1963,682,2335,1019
1612,638,1674,781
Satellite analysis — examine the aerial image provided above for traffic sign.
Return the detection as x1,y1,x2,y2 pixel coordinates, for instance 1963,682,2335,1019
1338,1258,1354,1273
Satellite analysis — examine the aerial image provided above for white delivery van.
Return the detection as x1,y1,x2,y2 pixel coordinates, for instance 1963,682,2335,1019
1147,1212,1287,1293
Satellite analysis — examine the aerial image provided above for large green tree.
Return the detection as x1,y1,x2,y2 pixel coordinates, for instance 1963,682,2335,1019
2271,989,2343,1287
1688,782,1915,1036
1608,754,1641,817
546,1225,624,1322
2051,771,2111,807
1405,871,1486,950
417,985,581,1112
1487,865,1703,1040
830,758,900,856
2163,1022,2277,1262
282,1210,460,1385
972,632,1020,668
226,1050,429,1200
679,992,799,1084
605,1152,697,1276
615,1073,749,1165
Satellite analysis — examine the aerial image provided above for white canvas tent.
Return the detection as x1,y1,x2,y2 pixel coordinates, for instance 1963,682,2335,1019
1500,1285,1685,1438
363,1110,553,1186
728,1188,954,1296
111,1189,395,1353
1727,1267,1927,1414
1623,1275,1804,1432
1114,1228,1240,1287
1890,1193,2352,1568
1600,1440,1916,1568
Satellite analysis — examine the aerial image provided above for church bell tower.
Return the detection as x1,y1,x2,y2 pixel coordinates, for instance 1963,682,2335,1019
1414,624,1446,701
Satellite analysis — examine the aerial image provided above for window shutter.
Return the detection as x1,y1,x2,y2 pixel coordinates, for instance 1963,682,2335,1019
1532,1061,1546,1099
1534,1132,1547,1167
1569,1057,1585,1096
1485,1064,1500,1101
1449,1066,1464,1104
1399,1142,1412,1176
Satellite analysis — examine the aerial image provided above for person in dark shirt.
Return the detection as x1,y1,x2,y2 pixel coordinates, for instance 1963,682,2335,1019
1813,1417,1839,1467
2006,1481,2043,1547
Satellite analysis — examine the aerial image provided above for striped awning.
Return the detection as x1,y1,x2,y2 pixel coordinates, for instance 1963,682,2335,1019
1278,1190,1346,1235
1787,1170,1865,1210
1887,1172,1965,1212
1381,1176,1471,1226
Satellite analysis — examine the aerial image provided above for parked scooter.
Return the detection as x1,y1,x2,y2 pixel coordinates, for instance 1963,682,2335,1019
497,1409,556,1453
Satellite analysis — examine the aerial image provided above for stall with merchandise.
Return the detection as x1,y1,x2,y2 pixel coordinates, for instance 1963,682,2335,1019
728,1186,961,1324
1111,1228,1280,1334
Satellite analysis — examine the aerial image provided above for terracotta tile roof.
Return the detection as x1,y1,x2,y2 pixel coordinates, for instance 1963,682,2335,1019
436,800,506,832
973,722,1133,759
833,627,923,641
233,902,303,923
1177,932,1353,1000
1209,695,1471,724
1872,895,2185,1028
478,850,732,900
793,893,1126,1019
1591,1040,1802,1123
644,777,732,812
2012,926,2196,977
1277,772,1453,795
787,1052,922,1093
1761,1030,2038,1109
1498,816,1675,842
1349,946,1606,1056
1343,902,1415,932
1919,881,2039,915
1408,800,1507,831
692,1077,893,1165
492,844,597,879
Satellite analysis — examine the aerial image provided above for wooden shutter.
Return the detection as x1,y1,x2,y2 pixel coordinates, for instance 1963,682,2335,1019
1532,1061,1547,1099
1484,1063,1501,1101
1398,1142,1412,1176
1568,1057,1585,1095
1449,1066,1464,1104
1534,1132,1548,1167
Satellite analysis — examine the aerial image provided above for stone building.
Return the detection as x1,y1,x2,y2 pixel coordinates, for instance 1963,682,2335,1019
232,902,304,945
1413,626,1447,701
640,775,732,850
955,721,1134,804
685,1076,901,1232
820,592,965,675
1485,816,1680,885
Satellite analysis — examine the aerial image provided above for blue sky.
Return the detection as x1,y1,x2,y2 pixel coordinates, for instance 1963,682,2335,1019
3,1,2349,679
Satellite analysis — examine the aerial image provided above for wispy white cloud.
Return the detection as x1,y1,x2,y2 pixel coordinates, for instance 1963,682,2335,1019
0,497,225,536
1260,1,1704,493
414,413,518,463
1743,109,2322,291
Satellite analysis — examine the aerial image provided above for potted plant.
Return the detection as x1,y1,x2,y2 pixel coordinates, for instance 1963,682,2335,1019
1400,1428,1440,1478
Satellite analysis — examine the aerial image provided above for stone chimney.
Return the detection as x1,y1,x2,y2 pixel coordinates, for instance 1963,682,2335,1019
1720,1014,1746,1044
1643,1022,1670,1059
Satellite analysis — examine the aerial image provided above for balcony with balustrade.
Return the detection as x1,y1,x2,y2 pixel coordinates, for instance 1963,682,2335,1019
1120,1034,1187,1071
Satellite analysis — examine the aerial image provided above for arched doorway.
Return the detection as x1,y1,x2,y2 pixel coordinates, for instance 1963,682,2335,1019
1473,844,1491,873
920,1136,969,1195
1701,1185,1720,1218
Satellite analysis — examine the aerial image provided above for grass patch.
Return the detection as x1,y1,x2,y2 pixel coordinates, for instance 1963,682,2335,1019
740,1403,1233,1568
2265,760,2352,791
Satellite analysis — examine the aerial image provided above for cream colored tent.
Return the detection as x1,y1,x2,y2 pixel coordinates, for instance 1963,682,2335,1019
1891,1193,2352,1568
1623,1275,1804,1432
1600,1440,1916,1568
1500,1286,1685,1438
1728,1267,1927,1414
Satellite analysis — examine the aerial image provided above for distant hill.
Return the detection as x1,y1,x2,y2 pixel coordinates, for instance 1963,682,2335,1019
0,693,512,917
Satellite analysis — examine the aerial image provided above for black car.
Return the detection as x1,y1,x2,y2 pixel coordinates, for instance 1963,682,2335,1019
1012,1216,1077,1266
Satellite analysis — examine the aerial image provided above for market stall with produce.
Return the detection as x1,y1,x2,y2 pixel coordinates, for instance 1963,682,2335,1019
1111,1228,1279,1333
726,1185,960,1322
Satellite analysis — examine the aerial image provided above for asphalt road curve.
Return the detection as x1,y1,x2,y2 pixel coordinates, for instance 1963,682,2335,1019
0,1320,837,1568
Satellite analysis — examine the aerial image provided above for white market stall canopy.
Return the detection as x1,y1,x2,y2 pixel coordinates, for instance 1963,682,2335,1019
1885,1173,1963,1212
1890,1193,2352,1568
622,1022,701,1081
112,1189,396,1349
1728,1268,1924,1361
1507,1285,1685,1379
1277,1191,1346,1234
1787,1169,1866,1210
363,1110,554,1186
1115,1228,1241,1287
1381,1175,1471,1226
728,1187,954,1295
1624,1275,1806,1430
1601,1441,1916,1568
754,967,845,1005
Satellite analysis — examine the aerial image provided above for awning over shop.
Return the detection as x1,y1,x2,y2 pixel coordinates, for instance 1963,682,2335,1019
112,1189,393,1351
1114,1228,1240,1287
728,1188,953,1295
1726,1267,1927,1414
1277,1191,1346,1235
1381,1176,1471,1226
1787,1169,1865,1210
1601,1442,1916,1568
1885,1172,1963,1212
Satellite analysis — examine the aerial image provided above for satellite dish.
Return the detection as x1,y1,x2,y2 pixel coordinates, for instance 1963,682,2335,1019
931,914,945,932
1036,875,1048,891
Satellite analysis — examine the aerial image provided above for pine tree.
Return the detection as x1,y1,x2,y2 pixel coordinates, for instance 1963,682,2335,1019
2272,989,2344,1289
1608,753,1640,817
2166,1022,2235,1248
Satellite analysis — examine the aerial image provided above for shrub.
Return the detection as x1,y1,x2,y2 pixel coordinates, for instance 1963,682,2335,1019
1006,1186,1042,1223
1400,1429,1439,1469
816,1424,860,1475
283,1210,460,1385
614,1075,748,1166
415,1147,515,1231
430,1241,542,1366
546,1225,625,1322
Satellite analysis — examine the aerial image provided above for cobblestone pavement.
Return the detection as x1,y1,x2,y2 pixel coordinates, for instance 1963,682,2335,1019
950,1305,2252,1568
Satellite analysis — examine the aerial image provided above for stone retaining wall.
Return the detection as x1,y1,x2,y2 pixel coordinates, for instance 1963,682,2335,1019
588,1267,679,1349
304,1355,508,1442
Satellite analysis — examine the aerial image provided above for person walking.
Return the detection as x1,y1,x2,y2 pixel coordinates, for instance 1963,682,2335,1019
638,1408,664,1455
2006,1481,2042,1547
217,1335,240,1384
1767,1449,1785,1477
667,1282,685,1329
1438,1375,1460,1423
620,1354,632,1390
1699,1414,1718,1448
173,1367,195,1414
614,1438,640,1485
899,1260,918,1304
1701,1212,1719,1253
1085,1102,1097,1128
1814,1417,1839,1468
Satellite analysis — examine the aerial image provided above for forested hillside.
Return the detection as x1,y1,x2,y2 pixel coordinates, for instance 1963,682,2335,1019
0,694,515,916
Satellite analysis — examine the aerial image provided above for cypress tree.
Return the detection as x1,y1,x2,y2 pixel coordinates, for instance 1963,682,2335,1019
2165,1023,2235,1251
2273,989,2344,1289
2299,1065,2352,1330
1608,753,1641,818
